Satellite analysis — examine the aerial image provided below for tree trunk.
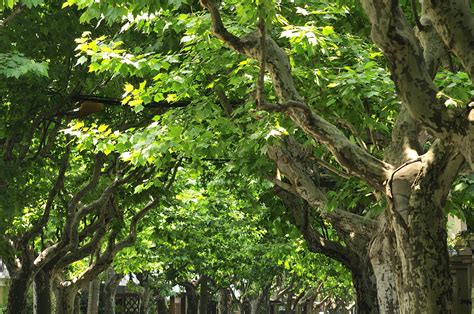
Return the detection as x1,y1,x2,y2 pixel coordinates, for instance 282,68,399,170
249,299,258,314
34,268,54,314
184,282,198,314
382,148,461,313
6,272,30,314
199,277,209,314
87,278,100,314
74,292,81,314
56,286,78,314
369,218,399,313
351,262,383,314
218,288,230,314
285,292,295,314
139,283,151,314
103,271,122,314
156,294,168,314
391,201,452,312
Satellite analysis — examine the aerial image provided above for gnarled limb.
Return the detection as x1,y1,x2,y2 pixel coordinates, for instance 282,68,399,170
360,0,467,138
200,0,391,191
267,136,377,235
422,0,474,80
275,187,353,267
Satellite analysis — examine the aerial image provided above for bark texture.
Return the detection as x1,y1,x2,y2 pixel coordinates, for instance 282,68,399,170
103,271,122,314
34,267,54,314
198,276,209,314
218,288,230,314
55,286,77,314
6,272,30,314
199,0,472,312
87,278,100,314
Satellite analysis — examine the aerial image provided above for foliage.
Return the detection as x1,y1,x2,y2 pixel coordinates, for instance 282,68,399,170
1,0,471,312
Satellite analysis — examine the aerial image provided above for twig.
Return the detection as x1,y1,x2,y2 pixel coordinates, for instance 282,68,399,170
199,0,245,53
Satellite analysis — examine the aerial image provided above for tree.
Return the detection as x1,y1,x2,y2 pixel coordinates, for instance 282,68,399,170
0,2,180,312
2,0,472,312
196,0,472,312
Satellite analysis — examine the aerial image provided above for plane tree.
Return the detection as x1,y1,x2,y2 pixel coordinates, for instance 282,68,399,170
1,0,472,313
66,0,473,311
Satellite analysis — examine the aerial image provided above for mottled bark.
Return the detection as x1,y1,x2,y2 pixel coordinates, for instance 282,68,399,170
6,272,30,314
87,278,100,314
422,0,474,79
56,285,77,314
103,272,122,314
198,276,209,314
369,220,399,313
218,288,230,314
183,282,198,314
34,267,54,314
351,260,381,314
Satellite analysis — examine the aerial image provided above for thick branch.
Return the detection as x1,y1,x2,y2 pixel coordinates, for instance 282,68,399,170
384,106,423,166
422,0,474,80
275,187,353,268
360,0,466,137
201,0,391,190
268,138,377,237
199,0,246,53
67,155,104,211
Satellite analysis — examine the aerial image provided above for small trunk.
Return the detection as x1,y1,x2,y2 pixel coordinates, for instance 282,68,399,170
350,249,386,314
249,299,258,314
87,278,100,314
103,272,122,314
6,272,30,314
184,283,198,314
156,294,168,314
74,293,81,314
249,297,264,314
139,284,151,314
218,288,230,314
56,286,78,314
352,268,384,314
199,277,209,314
34,268,54,314
369,223,399,313
285,293,296,314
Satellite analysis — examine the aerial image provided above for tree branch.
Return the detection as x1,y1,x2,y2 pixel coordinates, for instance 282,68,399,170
360,0,466,138
422,0,474,80
19,144,71,247
199,0,246,53
275,187,354,268
268,137,377,236
200,0,391,190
